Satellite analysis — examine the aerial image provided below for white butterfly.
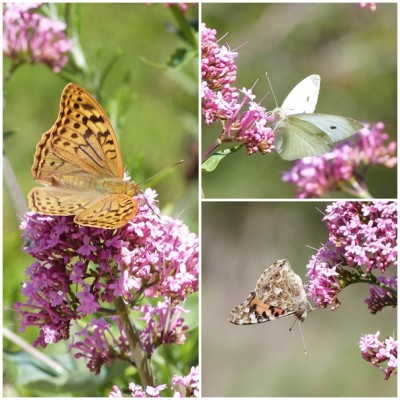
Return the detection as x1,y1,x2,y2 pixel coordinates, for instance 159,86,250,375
273,74,364,160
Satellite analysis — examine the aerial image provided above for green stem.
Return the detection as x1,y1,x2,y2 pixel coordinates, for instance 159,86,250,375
343,275,397,297
3,61,23,92
169,5,197,49
113,296,156,388
3,155,29,219
340,177,373,198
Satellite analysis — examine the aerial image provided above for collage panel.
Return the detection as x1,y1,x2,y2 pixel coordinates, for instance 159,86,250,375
3,3,198,397
201,3,397,199
202,201,397,397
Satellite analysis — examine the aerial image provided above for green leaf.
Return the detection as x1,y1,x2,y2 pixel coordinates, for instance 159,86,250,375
167,48,189,68
201,145,242,172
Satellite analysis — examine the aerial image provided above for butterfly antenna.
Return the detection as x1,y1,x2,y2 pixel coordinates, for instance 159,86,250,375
305,244,320,252
217,31,228,43
140,160,184,185
137,188,161,220
298,321,307,355
136,160,184,220
265,73,279,108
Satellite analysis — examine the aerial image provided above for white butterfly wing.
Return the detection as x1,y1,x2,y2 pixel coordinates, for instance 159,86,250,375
294,113,364,142
280,74,320,115
275,114,363,161
275,118,332,160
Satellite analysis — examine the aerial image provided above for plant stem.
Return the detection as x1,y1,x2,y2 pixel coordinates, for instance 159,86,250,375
3,155,29,218
169,5,197,49
341,178,373,198
113,296,156,388
3,61,22,91
202,140,221,163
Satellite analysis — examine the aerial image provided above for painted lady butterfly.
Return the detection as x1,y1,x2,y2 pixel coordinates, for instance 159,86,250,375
228,259,308,325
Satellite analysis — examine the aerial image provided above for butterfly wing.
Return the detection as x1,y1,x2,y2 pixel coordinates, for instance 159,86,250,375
281,74,320,115
228,291,282,325
29,188,138,229
228,259,308,325
275,117,332,160
49,83,125,178
32,128,93,184
74,194,138,229
28,187,102,215
294,113,364,142
275,113,363,160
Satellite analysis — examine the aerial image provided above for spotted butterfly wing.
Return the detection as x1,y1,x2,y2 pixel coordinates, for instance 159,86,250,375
228,259,308,325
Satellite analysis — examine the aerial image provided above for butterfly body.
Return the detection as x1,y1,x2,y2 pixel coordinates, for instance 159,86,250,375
228,259,307,325
273,74,364,160
28,83,140,229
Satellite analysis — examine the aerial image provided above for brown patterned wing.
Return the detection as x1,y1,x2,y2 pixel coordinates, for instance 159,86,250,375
255,259,307,321
228,292,288,325
31,129,91,184
228,259,308,325
74,194,138,229
28,187,101,215
49,83,125,178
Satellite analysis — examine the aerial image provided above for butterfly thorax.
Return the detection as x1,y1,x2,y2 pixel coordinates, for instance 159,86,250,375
52,174,139,196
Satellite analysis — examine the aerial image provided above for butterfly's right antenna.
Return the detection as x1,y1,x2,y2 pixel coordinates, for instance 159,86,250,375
298,322,307,355
137,160,184,219
140,160,184,185
265,73,279,108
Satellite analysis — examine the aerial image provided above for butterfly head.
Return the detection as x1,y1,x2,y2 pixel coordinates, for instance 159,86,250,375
125,181,141,197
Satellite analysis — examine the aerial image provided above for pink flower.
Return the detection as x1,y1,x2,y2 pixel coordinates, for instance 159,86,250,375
16,189,199,352
111,366,199,397
360,332,397,380
360,2,377,12
306,201,397,310
201,23,275,159
3,3,72,72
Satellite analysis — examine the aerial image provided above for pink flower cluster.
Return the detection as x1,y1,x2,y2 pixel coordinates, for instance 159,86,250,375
70,297,190,374
283,123,397,198
359,332,397,380
360,2,377,12
365,275,397,314
135,297,189,354
3,3,72,72
306,201,397,309
201,23,275,156
164,3,195,14
16,190,199,351
72,317,128,374
110,366,199,397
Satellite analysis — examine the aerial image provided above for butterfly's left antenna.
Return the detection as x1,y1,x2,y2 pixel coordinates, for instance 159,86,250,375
265,73,279,108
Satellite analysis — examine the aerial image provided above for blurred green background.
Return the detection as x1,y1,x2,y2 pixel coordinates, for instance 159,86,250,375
3,3,198,396
202,202,396,397
202,3,397,198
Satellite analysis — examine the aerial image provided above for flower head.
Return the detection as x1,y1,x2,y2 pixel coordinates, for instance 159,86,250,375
360,2,377,12
3,3,72,72
201,23,275,157
365,275,397,314
306,201,397,309
16,190,199,350
110,366,199,397
359,332,397,380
